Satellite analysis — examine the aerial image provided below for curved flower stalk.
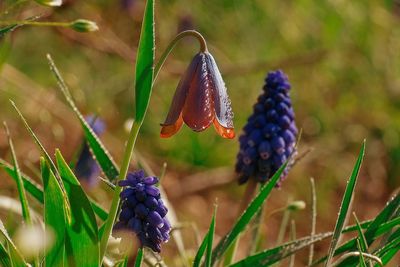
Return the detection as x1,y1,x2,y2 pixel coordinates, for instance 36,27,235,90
74,116,105,187
113,170,170,253
235,70,298,185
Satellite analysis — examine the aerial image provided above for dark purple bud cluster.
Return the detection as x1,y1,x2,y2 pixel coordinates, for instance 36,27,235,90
74,116,105,187
114,170,171,253
236,70,298,185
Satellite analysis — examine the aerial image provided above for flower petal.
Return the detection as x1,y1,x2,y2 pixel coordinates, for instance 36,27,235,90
182,53,214,131
204,53,234,131
160,114,183,138
160,53,202,137
213,119,235,139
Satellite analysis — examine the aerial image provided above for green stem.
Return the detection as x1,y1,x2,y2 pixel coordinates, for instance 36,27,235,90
0,20,71,27
153,30,208,85
224,180,258,265
99,120,142,263
276,209,291,246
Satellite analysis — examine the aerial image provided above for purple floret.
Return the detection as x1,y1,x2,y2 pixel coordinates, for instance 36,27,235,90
113,170,171,253
236,70,298,185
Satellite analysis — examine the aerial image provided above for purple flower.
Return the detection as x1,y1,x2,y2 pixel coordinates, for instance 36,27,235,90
74,116,105,186
114,170,171,253
236,70,297,185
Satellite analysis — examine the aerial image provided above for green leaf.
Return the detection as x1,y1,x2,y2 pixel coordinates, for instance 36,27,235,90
47,54,119,181
0,25,18,38
229,217,396,267
211,163,287,265
325,141,365,266
134,248,143,267
0,158,108,221
0,241,12,267
4,123,31,223
40,158,66,267
193,233,209,267
353,213,368,253
205,206,217,267
313,215,400,266
55,150,99,267
356,239,367,267
11,101,71,218
318,193,400,266
0,158,43,203
0,220,27,267
134,0,155,123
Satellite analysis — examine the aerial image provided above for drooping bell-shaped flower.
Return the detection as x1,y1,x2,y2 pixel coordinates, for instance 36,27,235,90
235,70,298,185
160,51,235,139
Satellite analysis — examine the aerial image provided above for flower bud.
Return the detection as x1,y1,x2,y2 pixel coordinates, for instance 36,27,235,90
287,200,306,211
34,0,62,7
70,19,99,33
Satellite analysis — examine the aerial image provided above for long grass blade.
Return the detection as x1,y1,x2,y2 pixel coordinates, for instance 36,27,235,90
0,158,108,220
0,241,12,267
0,158,43,203
356,239,367,267
55,150,100,267
229,216,395,266
211,163,287,265
134,248,143,267
193,233,209,267
10,101,71,219
205,205,217,267
46,54,119,181
325,140,365,266
0,219,27,267
40,158,65,267
3,122,31,224
353,212,368,252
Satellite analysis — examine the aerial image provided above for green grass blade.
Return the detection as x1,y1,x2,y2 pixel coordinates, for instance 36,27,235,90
325,140,365,266
0,158,108,221
4,123,31,224
47,54,119,181
0,241,12,267
134,0,155,123
0,220,27,267
317,193,400,266
11,101,71,219
193,232,209,267
211,163,287,265
55,150,99,267
205,206,217,267
357,239,367,267
0,159,43,203
134,248,143,267
353,212,368,252
0,25,18,37
289,220,296,267
313,216,400,266
368,228,400,265
228,216,394,267
40,158,66,267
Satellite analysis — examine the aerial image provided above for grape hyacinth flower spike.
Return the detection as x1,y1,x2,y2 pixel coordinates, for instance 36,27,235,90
114,170,171,253
74,115,105,187
235,70,298,185
160,50,235,139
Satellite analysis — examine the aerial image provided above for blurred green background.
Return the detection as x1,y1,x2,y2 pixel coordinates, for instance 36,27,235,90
1,0,400,265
